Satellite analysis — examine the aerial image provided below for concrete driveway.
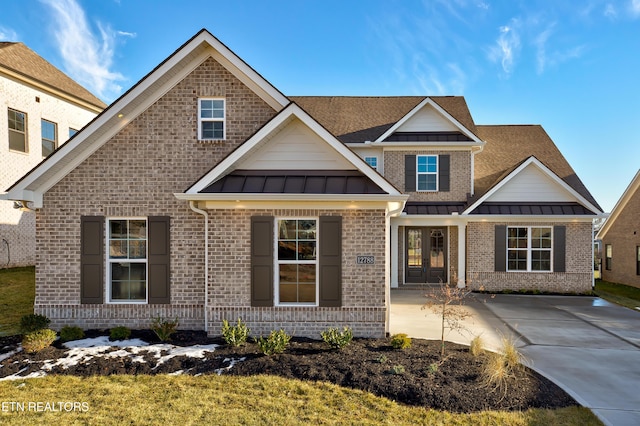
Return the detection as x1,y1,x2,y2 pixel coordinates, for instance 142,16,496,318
390,290,640,426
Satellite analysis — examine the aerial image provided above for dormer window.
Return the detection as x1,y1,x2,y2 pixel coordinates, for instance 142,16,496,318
198,98,225,140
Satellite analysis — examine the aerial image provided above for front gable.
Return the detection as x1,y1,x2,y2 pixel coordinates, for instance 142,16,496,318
465,157,601,215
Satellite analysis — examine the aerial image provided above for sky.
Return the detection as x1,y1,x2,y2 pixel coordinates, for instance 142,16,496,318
1,0,639,213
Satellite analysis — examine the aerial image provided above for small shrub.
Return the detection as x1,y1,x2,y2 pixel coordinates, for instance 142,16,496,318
321,326,353,349
469,336,485,357
389,364,405,375
59,326,85,342
109,326,131,341
221,318,250,347
22,329,57,353
377,354,388,364
427,363,439,374
256,329,291,356
480,336,525,397
20,314,50,334
151,317,179,342
390,333,412,350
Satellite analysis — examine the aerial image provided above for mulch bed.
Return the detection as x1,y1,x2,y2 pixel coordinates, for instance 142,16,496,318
0,330,577,413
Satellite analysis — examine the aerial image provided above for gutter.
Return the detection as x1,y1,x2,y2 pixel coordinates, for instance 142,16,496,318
189,201,209,333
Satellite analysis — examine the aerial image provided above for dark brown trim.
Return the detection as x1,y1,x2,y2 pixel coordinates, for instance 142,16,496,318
405,155,416,192
251,216,274,307
319,215,342,307
494,225,507,272
148,216,171,304
80,216,104,304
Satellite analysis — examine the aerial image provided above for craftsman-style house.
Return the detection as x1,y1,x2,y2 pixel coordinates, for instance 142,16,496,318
2,30,602,337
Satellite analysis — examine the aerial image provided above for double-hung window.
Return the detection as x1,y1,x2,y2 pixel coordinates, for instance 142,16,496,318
198,98,225,140
41,119,57,157
108,219,147,302
417,155,438,191
276,219,317,305
605,244,612,271
507,227,552,272
8,108,27,152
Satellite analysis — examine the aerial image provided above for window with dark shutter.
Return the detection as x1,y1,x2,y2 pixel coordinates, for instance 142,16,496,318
81,216,105,304
148,216,171,304
319,215,342,307
251,216,274,307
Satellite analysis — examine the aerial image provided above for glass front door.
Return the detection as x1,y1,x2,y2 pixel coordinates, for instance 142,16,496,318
405,227,447,284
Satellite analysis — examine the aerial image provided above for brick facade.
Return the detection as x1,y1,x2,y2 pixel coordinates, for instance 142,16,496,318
466,221,593,293
383,150,471,202
600,184,640,288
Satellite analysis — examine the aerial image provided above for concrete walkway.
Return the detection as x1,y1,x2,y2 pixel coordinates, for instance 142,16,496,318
390,290,640,426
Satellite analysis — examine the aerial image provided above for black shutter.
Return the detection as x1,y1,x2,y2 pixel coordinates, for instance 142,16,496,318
148,216,171,304
81,216,104,304
319,215,342,307
405,155,416,192
439,154,450,192
495,225,507,272
251,216,274,307
553,225,566,273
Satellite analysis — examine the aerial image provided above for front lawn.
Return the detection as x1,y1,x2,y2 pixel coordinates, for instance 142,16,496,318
0,375,601,425
594,280,640,310
0,266,34,336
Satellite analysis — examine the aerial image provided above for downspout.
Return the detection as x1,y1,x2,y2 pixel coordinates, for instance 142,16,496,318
189,201,209,333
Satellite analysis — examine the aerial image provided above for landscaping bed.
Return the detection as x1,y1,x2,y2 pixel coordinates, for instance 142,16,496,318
0,329,577,413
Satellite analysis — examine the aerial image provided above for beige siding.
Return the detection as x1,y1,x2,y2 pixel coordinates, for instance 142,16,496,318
486,164,577,203
396,104,458,132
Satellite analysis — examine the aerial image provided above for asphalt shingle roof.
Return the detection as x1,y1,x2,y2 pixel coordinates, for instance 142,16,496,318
0,42,106,109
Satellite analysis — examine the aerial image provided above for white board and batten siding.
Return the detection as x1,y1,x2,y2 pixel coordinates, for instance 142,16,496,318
237,118,354,170
486,163,579,203
396,104,458,133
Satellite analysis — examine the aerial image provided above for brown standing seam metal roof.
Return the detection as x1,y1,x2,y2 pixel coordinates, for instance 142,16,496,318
469,202,596,215
403,202,467,215
290,96,478,143
0,42,106,109
200,170,388,194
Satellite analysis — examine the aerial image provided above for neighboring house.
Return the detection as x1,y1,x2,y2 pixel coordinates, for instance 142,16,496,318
596,170,640,288
0,42,105,268
1,30,602,337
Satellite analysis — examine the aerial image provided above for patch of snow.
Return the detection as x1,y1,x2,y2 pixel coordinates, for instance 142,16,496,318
214,357,246,375
0,347,22,363
0,367,45,381
63,336,149,349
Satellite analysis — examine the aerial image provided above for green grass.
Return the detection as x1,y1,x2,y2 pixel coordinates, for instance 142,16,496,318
594,280,640,310
0,266,35,336
0,375,602,426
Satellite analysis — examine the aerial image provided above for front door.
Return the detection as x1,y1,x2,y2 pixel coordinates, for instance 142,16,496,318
405,227,447,284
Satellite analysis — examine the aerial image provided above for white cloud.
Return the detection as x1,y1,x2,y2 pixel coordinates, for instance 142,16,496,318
488,20,521,76
39,0,131,102
631,0,640,17
534,24,555,74
604,3,617,19
0,25,19,41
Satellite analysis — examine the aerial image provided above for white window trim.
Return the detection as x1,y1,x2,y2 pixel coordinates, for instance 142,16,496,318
106,217,149,304
198,98,226,140
416,155,438,192
364,156,378,170
506,226,553,273
274,217,319,307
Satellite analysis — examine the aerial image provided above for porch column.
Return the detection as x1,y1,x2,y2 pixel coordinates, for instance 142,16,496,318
457,223,466,288
391,223,399,288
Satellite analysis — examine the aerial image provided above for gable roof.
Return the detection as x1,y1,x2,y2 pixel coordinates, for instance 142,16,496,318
465,156,602,215
3,29,289,207
180,102,405,201
290,96,478,143
474,125,601,211
0,42,105,111
596,169,640,239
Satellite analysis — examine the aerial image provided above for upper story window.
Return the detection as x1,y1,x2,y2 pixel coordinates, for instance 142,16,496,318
8,108,27,153
198,98,225,140
507,227,552,272
364,156,378,170
108,218,148,303
41,119,57,157
417,155,438,191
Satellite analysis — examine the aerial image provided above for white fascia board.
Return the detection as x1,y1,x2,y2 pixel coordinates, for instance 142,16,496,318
463,157,603,215
5,30,288,204
374,97,485,145
596,169,640,239
186,103,403,196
